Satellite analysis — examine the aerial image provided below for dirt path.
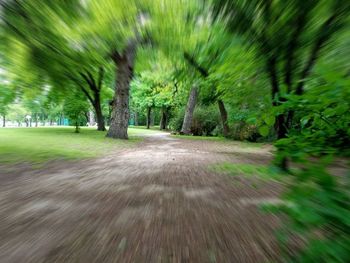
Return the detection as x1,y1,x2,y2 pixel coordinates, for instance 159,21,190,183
0,133,282,263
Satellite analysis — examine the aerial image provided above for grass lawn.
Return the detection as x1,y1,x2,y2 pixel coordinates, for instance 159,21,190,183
171,134,266,149
210,162,281,182
0,127,160,164
171,134,228,141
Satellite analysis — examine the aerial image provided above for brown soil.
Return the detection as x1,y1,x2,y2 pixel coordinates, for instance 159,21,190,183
0,133,284,263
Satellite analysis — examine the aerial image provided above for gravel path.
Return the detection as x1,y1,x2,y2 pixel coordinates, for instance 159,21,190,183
0,133,282,263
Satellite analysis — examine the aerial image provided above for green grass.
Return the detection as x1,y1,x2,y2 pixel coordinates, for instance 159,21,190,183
128,126,168,135
210,162,281,181
171,134,266,148
0,127,159,164
171,134,228,141
130,125,162,131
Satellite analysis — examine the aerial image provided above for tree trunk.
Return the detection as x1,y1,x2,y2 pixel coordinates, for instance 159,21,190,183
217,99,229,137
94,97,106,131
2,115,5,127
146,106,151,129
107,40,137,139
35,113,38,127
275,114,288,140
75,121,80,133
160,107,167,130
181,85,198,135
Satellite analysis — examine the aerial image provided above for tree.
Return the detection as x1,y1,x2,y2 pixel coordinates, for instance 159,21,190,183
107,39,138,138
1,0,110,131
63,92,89,133
212,0,350,139
131,48,179,130
0,70,15,127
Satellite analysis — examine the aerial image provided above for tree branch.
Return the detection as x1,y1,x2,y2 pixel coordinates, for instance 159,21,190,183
296,6,347,95
184,52,209,78
97,66,105,91
284,7,310,93
79,71,97,92
67,74,94,104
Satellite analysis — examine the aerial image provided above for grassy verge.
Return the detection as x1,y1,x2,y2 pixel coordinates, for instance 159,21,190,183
129,125,162,131
171,134,228,141
0,127,159,164
210,162,281,182
171,134,267,148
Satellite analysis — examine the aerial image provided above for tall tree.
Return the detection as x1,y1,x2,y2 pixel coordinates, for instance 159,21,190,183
212,0,350,139
107,40,137,138
1,0,110,131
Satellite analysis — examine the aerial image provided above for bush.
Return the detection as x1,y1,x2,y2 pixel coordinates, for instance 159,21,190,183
63,92,89,133
169,105,220,136
191,106,220,136
168,108,184,132
229,121,261,141
267,75,350,262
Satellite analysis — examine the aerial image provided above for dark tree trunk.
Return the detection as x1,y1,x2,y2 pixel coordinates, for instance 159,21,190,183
94,96,105,131
35,113,38,127
75,121,80,133
181,85,198,135
107,40,137,139
160,107,167,130
217,99,229,137
146,106,151,129
2,115,5,127
275,114,288,140
75,67,106,131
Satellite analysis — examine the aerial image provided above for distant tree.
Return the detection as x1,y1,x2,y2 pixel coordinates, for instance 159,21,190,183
0,80,15,127
63,92,89,133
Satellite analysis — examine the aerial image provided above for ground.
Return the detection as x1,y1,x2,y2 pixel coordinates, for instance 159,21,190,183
0,128,283,263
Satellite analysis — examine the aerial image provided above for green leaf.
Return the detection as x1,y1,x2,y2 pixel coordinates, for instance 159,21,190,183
264,115,275,126
258,125,269,136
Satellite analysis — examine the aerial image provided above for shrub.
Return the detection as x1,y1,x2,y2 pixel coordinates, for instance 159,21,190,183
169,105,220,136
266,75,350,262
191,105,220,136
168,108,184,132
229,121,261,141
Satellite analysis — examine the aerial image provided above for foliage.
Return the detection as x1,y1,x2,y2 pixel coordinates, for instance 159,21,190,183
63,92,90,133
169,105,220,136
0,68,16,119
7,103,26,126
276,73,350,162
264,67,350,261
0,1,349,261
191,105,220,136
264,161,350,262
